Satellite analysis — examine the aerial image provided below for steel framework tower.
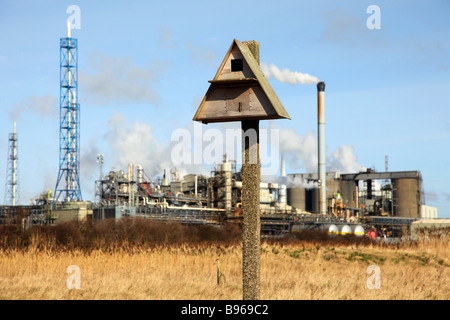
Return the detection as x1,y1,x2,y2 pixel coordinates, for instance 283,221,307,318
54,24,82,202
4,122,19,205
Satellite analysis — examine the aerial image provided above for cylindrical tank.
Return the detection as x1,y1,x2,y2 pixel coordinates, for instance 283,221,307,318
340,225,352,235
393,178,421,218
136,165,143,184
308,188,319,213
287,187,306,211
279,185,287,204
340,180,357,208
354,225,365,236
328,224,338,235
326,179,340,201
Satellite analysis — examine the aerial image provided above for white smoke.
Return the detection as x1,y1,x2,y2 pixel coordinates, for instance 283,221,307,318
80,140,103,200
286,176,319,189
102,115,365,189
261,62,320,85
186,41,217,67
105,112,172,178
262,174,319,189
80,52,166,106
278,128,318,172
328,145,366,173
9,94,58,121
277,127,365,175
104,112,209,182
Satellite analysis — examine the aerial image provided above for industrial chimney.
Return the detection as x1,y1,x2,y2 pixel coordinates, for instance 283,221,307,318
279,154,287,205
317,81,326,215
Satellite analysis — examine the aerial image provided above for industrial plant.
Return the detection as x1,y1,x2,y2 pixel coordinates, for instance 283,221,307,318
1,25,445,242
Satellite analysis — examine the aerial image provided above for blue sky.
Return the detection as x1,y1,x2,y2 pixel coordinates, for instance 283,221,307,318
0,1,449,217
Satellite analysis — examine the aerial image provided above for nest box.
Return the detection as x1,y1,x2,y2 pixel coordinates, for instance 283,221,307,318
193,39,290,124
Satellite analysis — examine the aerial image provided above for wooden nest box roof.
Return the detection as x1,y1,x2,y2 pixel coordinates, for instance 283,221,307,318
193,39,290,124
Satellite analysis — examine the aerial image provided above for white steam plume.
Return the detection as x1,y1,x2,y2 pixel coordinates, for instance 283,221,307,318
276,127,365,175
286,176,319,189
278,129,318,172
328,145,366,173
105,112,173,179
262,174,319,189
9,94,58,121
104,112,208,181
261,62,319,85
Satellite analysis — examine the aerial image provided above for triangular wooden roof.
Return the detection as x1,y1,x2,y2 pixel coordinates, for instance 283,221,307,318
193,39,290,124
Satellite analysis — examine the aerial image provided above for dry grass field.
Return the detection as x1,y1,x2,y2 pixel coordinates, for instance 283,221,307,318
0,219,448,300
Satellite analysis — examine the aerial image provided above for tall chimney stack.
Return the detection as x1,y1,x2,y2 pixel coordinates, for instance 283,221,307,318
317,81,326,215
281,154,286,177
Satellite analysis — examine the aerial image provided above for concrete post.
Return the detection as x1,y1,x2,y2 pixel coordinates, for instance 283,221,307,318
240,40,262,300
241,119,260,300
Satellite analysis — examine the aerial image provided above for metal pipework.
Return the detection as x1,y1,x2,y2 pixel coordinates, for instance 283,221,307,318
317,81,326,215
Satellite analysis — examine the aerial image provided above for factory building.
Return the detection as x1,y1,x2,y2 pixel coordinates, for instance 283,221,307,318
0,156,440,239
1,27,443,240
410,219,450,241
94,155,293,219
287,169,436,220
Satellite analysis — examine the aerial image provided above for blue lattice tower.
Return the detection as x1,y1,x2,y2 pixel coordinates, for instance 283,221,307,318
54,27,82,202
4,122,19,205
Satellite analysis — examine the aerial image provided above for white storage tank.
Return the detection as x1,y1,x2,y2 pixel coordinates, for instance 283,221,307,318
354,225,365,237
279,184,287,204
328,224,339,235
340,225,352,235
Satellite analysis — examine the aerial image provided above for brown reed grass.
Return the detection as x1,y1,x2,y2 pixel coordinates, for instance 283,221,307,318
0,219,448,300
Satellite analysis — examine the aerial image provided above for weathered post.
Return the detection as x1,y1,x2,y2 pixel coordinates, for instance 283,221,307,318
217,259,221,285
193,39,290,300
240,40,261,299
241,119,260,299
